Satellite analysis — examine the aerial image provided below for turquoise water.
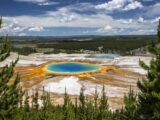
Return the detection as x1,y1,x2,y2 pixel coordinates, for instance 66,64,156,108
46,62,101,73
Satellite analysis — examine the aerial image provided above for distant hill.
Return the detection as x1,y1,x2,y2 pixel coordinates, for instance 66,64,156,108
0,35,156,42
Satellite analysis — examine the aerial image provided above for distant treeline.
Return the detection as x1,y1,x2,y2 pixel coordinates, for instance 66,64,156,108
37,35,157,55
11,46,37,55
0,35,157,55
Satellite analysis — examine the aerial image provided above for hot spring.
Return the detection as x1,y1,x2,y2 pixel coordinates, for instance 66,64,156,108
46,62,101,74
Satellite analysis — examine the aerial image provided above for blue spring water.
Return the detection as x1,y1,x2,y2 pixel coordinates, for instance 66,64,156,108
46,62,101,73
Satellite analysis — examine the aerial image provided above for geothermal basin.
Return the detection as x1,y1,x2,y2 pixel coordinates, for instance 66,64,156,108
6,53,151,110
45,62,101,75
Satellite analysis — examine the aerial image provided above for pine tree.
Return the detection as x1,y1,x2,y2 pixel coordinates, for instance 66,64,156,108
39,89,57,120
24,91,30,111
120,87,137,120
158,20,160,42
79,86,86,120
63,88,74,120
86,97,94,120
94,87,98,111
0,17,23,119
32,89,39,110
137,19,160,120
74,97,78,118
93,87,99,120
30,89,42,120
0,17,2,28
98,85,111,120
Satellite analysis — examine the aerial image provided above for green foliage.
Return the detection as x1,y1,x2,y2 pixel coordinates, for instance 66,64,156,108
0,17,2,28
85,98,94,120
120,87,138,120
0,17,23,120
98,85,111,120
32,89,39,110
93,87,99,119
79,86,86,120
9,35,155,55
36,36,155,55
158,20,160,42
137,19,160,120
11,46,37,56
63,88,74,120
0,37,11,61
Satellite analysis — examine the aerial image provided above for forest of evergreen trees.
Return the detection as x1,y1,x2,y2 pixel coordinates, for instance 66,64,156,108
0,17,160,120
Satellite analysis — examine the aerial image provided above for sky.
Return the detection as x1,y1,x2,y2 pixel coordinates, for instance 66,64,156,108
0,0,160,36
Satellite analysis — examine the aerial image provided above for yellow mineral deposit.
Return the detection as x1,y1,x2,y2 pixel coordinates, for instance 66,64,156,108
15,61,125,86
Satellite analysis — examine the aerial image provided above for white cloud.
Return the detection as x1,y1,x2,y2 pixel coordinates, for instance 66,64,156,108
118,19,133,24
142,0,153,1
1,3,159,35
95,0,127,11
15,0,58,6
97,25,113,33
15,0,47,3
144,3,160,17
129,28,156,35
95,0,143,11
96,17,158,35
59,14,77,23
150,17,160,23
18,33,27,36
4,5,113,28
123,1,143,11
104,25,112,31
0,18,27,35
38,2,58,6
13,27,21,31
138,17,144,22
28,26,43,32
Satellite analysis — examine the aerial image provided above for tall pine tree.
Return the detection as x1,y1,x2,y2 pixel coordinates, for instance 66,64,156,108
120,87,137,120
63,88,74,120
137,19,160,120
0,17,23,119
79,86,86,120
98,85,111,120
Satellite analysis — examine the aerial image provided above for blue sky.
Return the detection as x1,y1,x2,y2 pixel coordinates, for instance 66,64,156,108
0,0,160,36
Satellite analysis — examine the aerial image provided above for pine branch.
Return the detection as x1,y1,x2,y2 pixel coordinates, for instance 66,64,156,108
0,16,2,28
158,20,160,42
